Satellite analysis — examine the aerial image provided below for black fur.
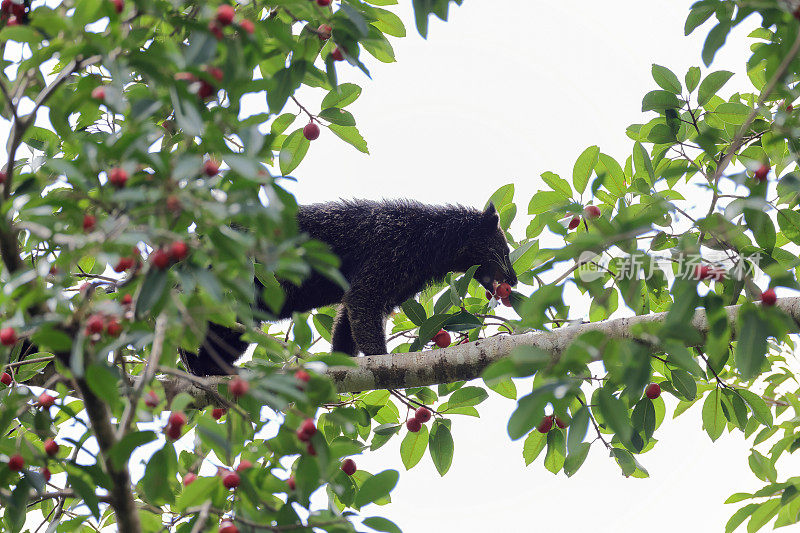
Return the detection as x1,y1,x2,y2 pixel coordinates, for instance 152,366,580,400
181,200,517,376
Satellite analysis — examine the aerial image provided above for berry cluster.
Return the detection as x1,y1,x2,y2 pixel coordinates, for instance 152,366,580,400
406,406,432,433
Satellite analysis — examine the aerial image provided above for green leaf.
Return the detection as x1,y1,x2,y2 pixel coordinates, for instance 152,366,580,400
777,209,800,245
652,64,681,94
563,442,590,477
541,171,572,198
318,107,356,126
135,269,169,316
329,124,369,154
522,430,547,465
279,129,311,175
567,406,590,455
641,90,682,112
697,70,734,106
597,153,626,198
725,504,758,533
573,145,599,194
362,517,403,533
735,389,773,428
321,83,362,108
744,209,775,251
685,66,701,92
446,386,488,409
543,429,566,474
631,398,656,441
418,313,451,345
702,389,725,441
685,6,714,35
702,22,731,67
597,388,632,441
400,424,428,469
354,470,399,508
401,299,426,326
734,305,768,381
429,420,454,475
110,431,158,470
528,190,567,215
142,444,178,505
670,369,697,401
485,377,516,399
371,8,406,37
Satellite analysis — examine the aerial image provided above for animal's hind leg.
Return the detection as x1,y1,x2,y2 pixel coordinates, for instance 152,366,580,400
331,306,357,355
343,292,388,355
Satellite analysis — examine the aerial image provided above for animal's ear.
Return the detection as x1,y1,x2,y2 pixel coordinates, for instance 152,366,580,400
482,202,499,229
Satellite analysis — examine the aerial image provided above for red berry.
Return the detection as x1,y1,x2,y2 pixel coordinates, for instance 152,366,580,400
584,205,601,219
555,417,567,429
568,216,580,230
317,0,331,5
761,288,777,306
0,171,6,184
229,377,249,398
0,327,17,346
144,390,159,408
331,47,344,61
537,415,554,433
113,256,134,273
212,408,226,420
42,467,51,482
317,24,332,40
303,122,320,141
216,4,235,26
694,265,710,281
755,164,770,182
122,294,133,305
106,319,122,337
645,383,661,400
169,241,189,262
341,458,356,476
38,393,55,409
223,471,240,489
174,72,197,83
206,67,224,83
8,454,24,472
150,249,170,270
406,418,421,432
169,411,187,427
501,296,512,307
236,460,252,472
294,369,311,383
414,406,431,423
111,0,123,14
306,442,317,456
287,476,296,490
44,438,59,457
208,20,224,40
183,472,197,486
91,87,106,101
433,329,451,348
203,159,220,178
219,521,239,533
485,290,494,300
496,282,511,299
197,80,215,100
108,167,128,188
82,214,97,231
239,19,254,34
787,104,794,112
0,372,11,386
86,314,104,334
6,15,19,26
300,418,316,437
166,424,182,440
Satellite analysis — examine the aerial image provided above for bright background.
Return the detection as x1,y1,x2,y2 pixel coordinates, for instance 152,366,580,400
283,2,790,532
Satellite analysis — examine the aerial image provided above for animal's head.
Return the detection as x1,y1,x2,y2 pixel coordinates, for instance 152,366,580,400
465,203,518,292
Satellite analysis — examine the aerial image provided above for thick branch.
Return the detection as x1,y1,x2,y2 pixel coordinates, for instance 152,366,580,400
327,296,800,393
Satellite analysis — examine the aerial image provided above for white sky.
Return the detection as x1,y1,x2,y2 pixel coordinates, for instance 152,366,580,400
285,2,797,533
4,1,796,532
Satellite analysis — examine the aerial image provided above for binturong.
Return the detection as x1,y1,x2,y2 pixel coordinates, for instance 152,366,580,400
181,199,517,376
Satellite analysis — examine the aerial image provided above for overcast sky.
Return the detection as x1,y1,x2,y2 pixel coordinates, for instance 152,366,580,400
287,2,799,532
